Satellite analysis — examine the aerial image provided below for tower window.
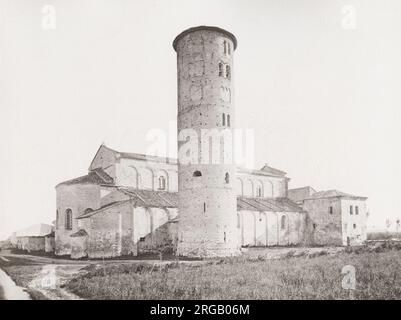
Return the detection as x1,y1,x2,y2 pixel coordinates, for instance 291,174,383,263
65,209,73,230
158,176,166,190
225,172,230,184
226,65,231,79
353,223,357,229
350,206,353,215
222,113,226,126
224,232,226,242
227,114,231,127
56,210,59,230
223,40,227,54
218,63,223,77
203,202,206,213
329,206,333,214
193,171,202,177
228,43,231,55
355,206,359,215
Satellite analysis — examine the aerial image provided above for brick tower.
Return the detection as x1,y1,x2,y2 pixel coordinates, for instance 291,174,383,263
173,26,240,257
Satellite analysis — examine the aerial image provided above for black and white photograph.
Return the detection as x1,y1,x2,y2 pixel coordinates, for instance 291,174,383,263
0,0,401,308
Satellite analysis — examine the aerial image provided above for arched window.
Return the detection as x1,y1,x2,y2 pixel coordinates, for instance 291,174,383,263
193,171,202,177
65,209,73,230
225,172,230,184
256,186,262,197
227,114,231,127
281,215,287,230
226,65,231,79
159,176,166,190
222,113,226,126
218,63,223,77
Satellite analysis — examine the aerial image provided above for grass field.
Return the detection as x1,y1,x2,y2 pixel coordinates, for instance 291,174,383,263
66,244,401,300
367,232,401,241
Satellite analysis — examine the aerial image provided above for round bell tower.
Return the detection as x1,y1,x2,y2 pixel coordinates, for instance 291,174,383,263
173,26,240,257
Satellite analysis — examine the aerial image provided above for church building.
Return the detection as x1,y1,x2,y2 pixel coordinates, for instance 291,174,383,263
55,26,367,259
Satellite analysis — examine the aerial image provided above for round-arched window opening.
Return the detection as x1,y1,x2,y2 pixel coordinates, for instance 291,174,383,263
159,176,166,190
225,172,230,184
65,209,73,230
193,171,202,177
281,215,287,230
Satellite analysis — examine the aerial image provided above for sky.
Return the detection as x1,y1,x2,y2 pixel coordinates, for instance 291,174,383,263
0,0,400,240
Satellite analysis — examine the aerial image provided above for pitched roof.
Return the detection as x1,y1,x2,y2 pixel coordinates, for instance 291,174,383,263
96,144,177,165
56,168,114,187
259,164,287,176
14,224,54,238
119,188,178,208
70,229,88,237
237,197,304,212
77,201,129,219
288,186,317,202
305,189,367,200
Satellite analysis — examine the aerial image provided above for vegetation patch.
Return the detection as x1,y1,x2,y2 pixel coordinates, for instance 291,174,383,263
66,249,401,300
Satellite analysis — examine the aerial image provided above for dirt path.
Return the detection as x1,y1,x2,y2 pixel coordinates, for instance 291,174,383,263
0,268,31,300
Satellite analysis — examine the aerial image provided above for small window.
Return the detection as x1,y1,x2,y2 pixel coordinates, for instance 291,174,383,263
193,171,202,177
225,172,230,184
355,206,359,215
56,210,59,230
256,187,262,197
139,237,146,242
222,113,226,126
313,223,317,230
350,206,353,215
65,209,73,230
281,215,287,230
158,176,166,190
224,232,226,242
226,65,231,79
329,206,333,214
228,43,231,55
353,223,357,229
223,40,227,54
227,114,231,127
203,202,206,213
218,63,223,77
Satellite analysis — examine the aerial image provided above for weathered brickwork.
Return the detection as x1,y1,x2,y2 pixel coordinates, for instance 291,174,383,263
239,211,306,247
340,199,367,245
301,195,368,246
55,184,101,256
302,198,343,246
174,27,240,257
